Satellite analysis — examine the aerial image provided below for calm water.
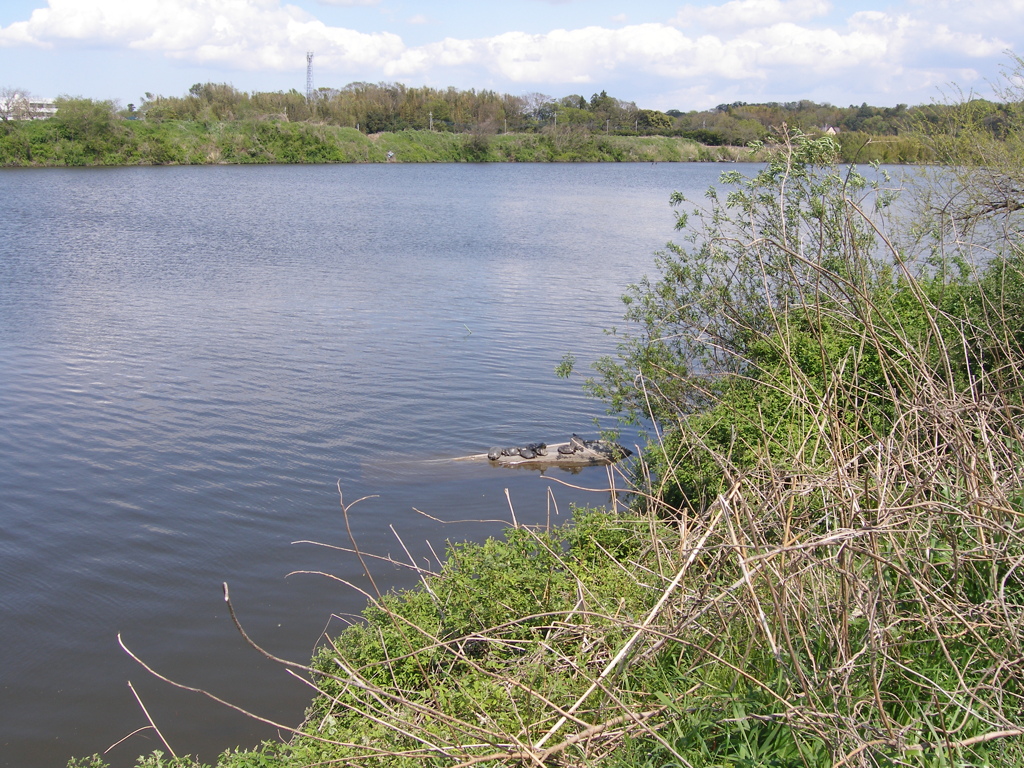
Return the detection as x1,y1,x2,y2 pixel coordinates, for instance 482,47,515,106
0,161,741,767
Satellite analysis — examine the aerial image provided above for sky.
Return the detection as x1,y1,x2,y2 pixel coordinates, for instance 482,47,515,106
0,0,1021,112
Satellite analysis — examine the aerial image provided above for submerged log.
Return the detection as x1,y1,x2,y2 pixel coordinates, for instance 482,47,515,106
455,438,631,469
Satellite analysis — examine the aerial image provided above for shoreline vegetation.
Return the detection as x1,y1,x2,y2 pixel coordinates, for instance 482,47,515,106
0,79,977,168
67,59,1024,768
0,119,768,166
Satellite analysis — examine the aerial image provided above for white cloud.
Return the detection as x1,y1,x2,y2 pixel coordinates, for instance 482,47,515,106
0,0,404,70
844,10,1008,62
0,0,1014,106
743,21,888,70
671,0,831,31
407,21,870,86
470,25,683,84
1,0,174,46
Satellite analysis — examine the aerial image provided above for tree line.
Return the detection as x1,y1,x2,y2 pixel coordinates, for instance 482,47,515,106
135,82,1016,148
135,82,646,135
2,77,1020,166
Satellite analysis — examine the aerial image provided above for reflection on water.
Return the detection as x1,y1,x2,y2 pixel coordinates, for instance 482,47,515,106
0,162,740,767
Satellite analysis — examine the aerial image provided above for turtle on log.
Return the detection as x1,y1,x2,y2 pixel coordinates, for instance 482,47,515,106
470,437,631,469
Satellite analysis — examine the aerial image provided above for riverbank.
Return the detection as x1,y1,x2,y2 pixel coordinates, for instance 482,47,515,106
0,119,765,167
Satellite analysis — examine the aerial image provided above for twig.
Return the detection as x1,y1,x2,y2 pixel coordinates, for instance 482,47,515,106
391,523,437,599
290,541,440,576
222,583,315,672
533,488,730,749
104,726,157,755
411,507,512,525
951,728,1024,749
723,490,780,659
449,708,664,768
125,680,176,758
338,482,380,598
505,488,518,528
117,632,413,751
832,729,1024,768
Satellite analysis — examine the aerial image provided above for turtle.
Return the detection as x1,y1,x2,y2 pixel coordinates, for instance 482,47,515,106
501,447,521,456
570,434,586,451
557,443,577,455
519,447,536,459
487,447,502,461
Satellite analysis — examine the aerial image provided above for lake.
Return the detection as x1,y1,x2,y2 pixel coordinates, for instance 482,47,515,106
0,161,743,767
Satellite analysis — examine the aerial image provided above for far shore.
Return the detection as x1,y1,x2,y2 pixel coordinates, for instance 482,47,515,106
2,121,922,168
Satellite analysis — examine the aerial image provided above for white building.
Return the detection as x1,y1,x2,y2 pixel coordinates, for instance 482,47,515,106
0,93,57,120
27,98,57,119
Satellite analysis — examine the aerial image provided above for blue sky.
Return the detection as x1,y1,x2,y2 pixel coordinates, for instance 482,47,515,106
1,0,1021,111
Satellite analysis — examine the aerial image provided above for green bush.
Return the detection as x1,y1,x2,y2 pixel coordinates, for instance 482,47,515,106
299,507,671,761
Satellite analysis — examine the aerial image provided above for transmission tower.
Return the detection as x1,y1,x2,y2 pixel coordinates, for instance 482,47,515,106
306,51,314,103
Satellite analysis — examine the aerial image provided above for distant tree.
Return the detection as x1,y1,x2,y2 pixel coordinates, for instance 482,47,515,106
501,93,528,131
637,109,672,132
589,90,615,112
0,87,32,121
53,96,119,141
523,92,556,124
250,89,308,121
187,82,248,120
554,103,594,127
